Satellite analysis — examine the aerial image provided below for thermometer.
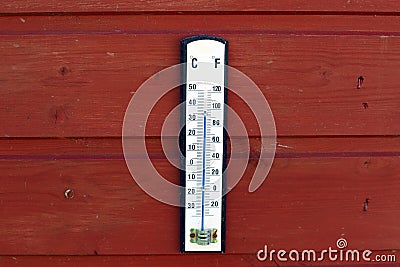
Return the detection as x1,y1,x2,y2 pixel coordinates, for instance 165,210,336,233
180,36,228,253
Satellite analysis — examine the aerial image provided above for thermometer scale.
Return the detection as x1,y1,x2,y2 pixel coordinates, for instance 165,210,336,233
180,36,228,253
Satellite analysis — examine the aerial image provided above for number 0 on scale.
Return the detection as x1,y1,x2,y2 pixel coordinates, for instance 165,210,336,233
180,36,228,252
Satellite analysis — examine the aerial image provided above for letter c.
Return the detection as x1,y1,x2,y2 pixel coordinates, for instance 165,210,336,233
191,57,197,68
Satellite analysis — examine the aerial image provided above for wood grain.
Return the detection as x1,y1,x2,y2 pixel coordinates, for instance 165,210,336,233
1,32,399,137
1,0,400,14
0,255,399,267
1,136,400,159
2,15,400,33
0,137,399,255
1,8,399,266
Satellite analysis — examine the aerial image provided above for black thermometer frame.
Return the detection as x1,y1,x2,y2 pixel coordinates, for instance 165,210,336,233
179,35,228,253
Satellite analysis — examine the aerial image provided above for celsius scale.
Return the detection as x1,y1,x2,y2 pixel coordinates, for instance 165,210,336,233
180,36,228,253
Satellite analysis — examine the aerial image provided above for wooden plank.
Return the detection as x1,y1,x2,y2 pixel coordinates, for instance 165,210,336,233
0,255,268,267
0,158,398,254
0,255,399,267
0,137,399,254
1,0,400,14
2,15,400,34
1,33,400,137
1,136,400,159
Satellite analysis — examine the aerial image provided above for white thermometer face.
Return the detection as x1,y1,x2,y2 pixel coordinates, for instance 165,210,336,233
180,36,227,253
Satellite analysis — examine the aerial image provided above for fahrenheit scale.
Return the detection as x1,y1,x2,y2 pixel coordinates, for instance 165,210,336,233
180,36,228,253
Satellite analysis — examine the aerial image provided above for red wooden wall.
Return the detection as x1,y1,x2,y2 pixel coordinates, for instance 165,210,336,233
1,1,400,266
